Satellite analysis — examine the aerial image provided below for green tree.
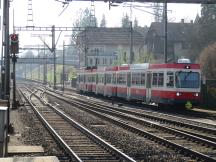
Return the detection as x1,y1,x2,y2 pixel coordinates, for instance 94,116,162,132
73,8,98,28
100,14,106,27
71,8,98,44
121,13,131,28
138,50,155,63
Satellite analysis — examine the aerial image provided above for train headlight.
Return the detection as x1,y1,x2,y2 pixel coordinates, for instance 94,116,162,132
194,93,199,97
176,92,182,96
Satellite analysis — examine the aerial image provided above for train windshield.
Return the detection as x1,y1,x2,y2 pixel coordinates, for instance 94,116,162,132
175,71,200,88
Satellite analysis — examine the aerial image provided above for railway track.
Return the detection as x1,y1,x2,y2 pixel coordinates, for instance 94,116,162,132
46,87,216,140
42,87,216,162
18,86,136,162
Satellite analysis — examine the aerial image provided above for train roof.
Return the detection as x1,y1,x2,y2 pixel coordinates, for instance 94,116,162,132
118,64,129,70
105,66,118,71
130,63,149,70
78,63,200,73
149,63,200,69
95,67,106,72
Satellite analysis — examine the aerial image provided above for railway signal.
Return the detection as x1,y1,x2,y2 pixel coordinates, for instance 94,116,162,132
10,34,19,54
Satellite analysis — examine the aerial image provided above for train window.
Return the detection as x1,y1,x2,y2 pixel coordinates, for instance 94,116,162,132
118,73,126,85
132,73,136,85
136,73,141,85
92,74,96,82
152,73,158,86
88,75,92,83
118,74,122,84
131,73,135,85
101,75,104,83
98,74,101,83
101,74,104,83
166,72,174,88
96,74,98,83
122,73,126,85
80,75,83,82
141,73,145,85
106,74,112,84
86,75,89,82
120,74,122,84
158,73,164,86
175,71,200,88
112,74,116,84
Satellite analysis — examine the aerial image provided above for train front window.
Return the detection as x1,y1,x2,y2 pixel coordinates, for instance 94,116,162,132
175,71,200,88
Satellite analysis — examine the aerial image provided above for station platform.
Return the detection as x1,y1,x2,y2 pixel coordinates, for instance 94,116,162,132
8,146,44,154
0,156,59,162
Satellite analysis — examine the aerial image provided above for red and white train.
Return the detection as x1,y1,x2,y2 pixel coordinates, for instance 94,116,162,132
77,62,201,108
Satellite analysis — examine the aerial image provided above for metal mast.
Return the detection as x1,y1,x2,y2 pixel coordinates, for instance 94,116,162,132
164,1,167,63
27,0,34,27
90,0,96,27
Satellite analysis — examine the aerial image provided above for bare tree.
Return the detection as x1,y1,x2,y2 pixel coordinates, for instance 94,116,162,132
199,42,216,79
100,14,106,27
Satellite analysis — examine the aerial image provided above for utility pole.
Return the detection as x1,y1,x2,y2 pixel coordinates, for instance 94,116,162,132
2,0,10,156
38,46,40,82
129,21,133,64
84,30,88,67
52,25,56,89
12,53,17,110
3,0,10,101
62,41,65,91
31,64,32,80
43,45,47,85
25,64,26,79
164,1,168,63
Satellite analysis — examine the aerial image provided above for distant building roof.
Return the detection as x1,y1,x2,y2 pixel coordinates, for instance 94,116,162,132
77,27,145,46
146,21,194,42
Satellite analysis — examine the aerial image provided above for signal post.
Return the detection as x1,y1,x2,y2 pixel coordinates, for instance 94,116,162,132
10,34,19,109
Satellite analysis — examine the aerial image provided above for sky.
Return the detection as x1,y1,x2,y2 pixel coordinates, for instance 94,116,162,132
9,0,201,50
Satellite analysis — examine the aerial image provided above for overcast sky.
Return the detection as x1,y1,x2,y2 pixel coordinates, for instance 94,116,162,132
10,0,201,49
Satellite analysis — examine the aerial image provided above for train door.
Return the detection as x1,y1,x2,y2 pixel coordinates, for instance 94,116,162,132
112,73,117,97
127,72,131,100
104,73,107,96
146,71,152,103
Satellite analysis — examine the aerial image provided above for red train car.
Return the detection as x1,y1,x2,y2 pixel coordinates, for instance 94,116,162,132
95,67,106,95
104,66,118,97
148,63,201,107
77,62,201,108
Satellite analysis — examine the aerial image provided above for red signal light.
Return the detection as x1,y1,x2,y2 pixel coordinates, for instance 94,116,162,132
10,34,19,54
11,34,18,42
